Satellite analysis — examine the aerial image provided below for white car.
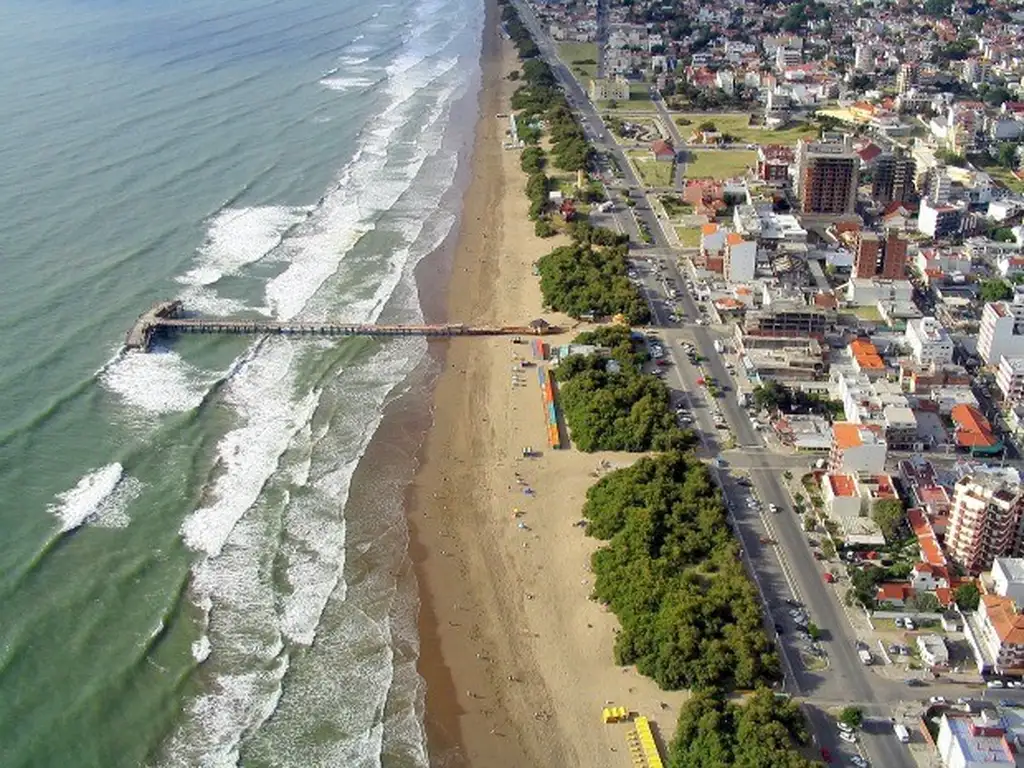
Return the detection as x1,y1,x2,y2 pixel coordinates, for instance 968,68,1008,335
769,503,779,513
837,722,854,734
929,696,947,704
838,731,857,744
987,680,1006,689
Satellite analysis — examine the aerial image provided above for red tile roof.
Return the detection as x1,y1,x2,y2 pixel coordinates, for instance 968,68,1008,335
951,404,997,448
833,423,864,450
828,473,857,497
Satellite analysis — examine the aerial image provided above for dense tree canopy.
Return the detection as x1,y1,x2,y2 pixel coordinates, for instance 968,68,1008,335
584,453,781,690
667,688,815,768
955,583,981,611
557,352,691,453
537,243,650,323
980,278,1013,302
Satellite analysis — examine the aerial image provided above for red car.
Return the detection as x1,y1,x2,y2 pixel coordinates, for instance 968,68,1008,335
820,747,832,763
823,572,835,583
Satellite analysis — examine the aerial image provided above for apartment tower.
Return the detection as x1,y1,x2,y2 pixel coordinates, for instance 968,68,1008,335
796,138,859,216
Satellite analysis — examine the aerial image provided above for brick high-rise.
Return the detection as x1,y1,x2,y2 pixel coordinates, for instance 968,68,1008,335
853,228,909,279
796,138,859,215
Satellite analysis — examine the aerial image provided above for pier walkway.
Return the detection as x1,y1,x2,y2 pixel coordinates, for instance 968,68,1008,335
124,301,555,352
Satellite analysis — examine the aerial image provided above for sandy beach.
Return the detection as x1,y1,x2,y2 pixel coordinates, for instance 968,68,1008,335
408,5,688,766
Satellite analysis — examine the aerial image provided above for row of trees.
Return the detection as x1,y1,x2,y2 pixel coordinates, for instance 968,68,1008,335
752,381,838,418
585,453,782,691
556,331,692,453
667,688,816,768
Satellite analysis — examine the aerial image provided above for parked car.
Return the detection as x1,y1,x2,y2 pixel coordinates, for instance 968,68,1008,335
987,680,1006,689
837,722,854,734
929,696,947,704
906,678,926,687
850,756,868,768
823,572,835,583
839,731,857,744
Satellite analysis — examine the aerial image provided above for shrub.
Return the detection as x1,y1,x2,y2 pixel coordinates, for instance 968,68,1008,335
534,218,555,238
585,453,780,691
536,243,650,324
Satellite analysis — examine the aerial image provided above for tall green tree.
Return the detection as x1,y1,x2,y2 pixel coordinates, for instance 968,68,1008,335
980,278,1013,303
872,499,905,541
955,583,981,611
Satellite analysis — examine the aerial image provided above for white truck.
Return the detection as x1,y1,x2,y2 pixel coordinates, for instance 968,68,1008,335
713,339,724,354
893,723,910,743
858,649,873,665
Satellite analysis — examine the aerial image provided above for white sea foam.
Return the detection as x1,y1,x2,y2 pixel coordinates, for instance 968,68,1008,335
177,206,309,287
101,348,218,415
180,340,321,557
336,55,370,66
319,76,376,92
178,286,260,317
48,462,140,532
192,635,212,664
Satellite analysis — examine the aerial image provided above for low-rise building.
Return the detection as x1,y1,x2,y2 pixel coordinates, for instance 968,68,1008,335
588,77,630,102
993,557,1024,607
967,594,1024,676
951,403,1002,457
936,712,1017,767
820,471,893,545
917,633,950,667
829,422,887,474
905,317,955,366
724,233,756,283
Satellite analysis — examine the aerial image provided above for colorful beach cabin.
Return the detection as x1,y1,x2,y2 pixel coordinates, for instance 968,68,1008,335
602,706,629,723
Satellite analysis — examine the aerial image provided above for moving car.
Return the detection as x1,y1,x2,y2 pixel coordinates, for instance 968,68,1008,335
768,503,779,513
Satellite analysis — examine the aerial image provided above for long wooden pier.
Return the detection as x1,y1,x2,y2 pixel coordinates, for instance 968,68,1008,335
124,301,556,352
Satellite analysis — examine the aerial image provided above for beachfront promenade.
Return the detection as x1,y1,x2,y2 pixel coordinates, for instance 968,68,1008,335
123,301,556,352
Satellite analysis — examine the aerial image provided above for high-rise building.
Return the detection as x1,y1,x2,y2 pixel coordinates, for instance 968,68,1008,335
854,44,874,73
947,473,1024,575
896,63,919,95
796,138,859,216
872,152,916,205
853,228,909,279
979,293,1024,364
928,167,951,205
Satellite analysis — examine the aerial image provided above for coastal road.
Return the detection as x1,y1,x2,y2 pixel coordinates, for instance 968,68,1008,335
515,5,917,765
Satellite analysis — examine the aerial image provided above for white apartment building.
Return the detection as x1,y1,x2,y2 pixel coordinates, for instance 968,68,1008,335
936,712,1017,767
588,77,630,102
947,474,1024,575
905,317,955,366
972,593,1024,675
978,293,1024,364
996,356,1024,404
993,557,1024,606
916,634,950,667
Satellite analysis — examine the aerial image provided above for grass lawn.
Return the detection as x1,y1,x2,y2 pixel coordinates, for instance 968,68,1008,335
684,150,756,180
675,226,701,247
627,151,674,187
558,42,598,82
597,97,658,113
851,306,883,322
975,159,1024,194
673,113,819,145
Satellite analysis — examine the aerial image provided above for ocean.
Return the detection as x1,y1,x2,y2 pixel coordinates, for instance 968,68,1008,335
0,0,483,765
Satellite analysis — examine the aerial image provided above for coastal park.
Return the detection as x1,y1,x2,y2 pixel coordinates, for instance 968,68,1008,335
626,149,675,187
557,41,599,82
673,112,819,145
683,149,757,181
